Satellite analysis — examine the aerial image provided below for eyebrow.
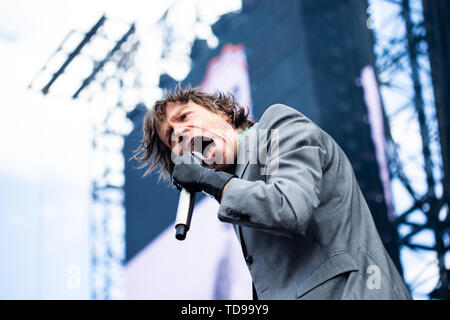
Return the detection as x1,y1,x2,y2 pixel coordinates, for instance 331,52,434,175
163,106,192,144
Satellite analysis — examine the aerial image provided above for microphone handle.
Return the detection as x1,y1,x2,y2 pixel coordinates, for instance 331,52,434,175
174,188,196,240
174,151,203,241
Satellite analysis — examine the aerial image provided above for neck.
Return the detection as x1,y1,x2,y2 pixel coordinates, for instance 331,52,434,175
224,126,249,175
237,126,250,145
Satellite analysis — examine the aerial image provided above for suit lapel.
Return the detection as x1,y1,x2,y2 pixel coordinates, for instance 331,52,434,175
235,158,250,178
232,124,257,253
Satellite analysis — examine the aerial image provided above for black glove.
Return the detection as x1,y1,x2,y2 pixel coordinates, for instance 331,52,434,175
172,152,236,202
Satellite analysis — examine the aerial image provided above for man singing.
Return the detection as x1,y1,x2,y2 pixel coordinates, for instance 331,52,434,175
135,86,412,300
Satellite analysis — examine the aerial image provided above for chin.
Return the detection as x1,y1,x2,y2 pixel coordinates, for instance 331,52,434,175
203,142,235,170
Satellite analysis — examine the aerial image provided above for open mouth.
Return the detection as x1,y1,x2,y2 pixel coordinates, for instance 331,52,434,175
191,136,216,161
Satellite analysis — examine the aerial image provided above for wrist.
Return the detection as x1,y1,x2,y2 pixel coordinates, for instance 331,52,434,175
202,170,236,202
220,177,234,203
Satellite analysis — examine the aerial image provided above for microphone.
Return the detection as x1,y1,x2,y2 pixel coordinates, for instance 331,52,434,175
174,189,196,240
174,151,204,241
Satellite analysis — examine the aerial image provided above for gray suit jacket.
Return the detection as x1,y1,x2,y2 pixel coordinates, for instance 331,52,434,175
217,104,412,300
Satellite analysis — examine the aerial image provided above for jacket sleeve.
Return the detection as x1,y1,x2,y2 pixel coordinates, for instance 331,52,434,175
217,104,327,238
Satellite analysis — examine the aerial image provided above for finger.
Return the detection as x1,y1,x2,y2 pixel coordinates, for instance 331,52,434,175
172,180,182,192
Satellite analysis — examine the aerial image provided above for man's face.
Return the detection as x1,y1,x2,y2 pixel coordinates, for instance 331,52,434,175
156,101,239,170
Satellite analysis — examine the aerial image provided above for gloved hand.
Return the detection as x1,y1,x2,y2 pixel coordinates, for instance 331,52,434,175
172,152,236,202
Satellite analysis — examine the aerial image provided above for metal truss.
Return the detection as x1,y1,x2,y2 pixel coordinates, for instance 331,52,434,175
368,0,449,299
29,15,141,299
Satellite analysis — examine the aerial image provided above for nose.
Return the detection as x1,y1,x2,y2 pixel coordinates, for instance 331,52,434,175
172,127,190,148
173,126,188,136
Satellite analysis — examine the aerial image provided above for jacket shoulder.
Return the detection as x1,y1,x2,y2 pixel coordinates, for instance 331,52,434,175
258,103,312,130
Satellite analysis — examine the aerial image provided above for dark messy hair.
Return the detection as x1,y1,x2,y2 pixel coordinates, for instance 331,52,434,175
133,85,254,181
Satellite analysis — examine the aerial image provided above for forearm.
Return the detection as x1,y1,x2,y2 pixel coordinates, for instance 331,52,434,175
217,174,320,238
